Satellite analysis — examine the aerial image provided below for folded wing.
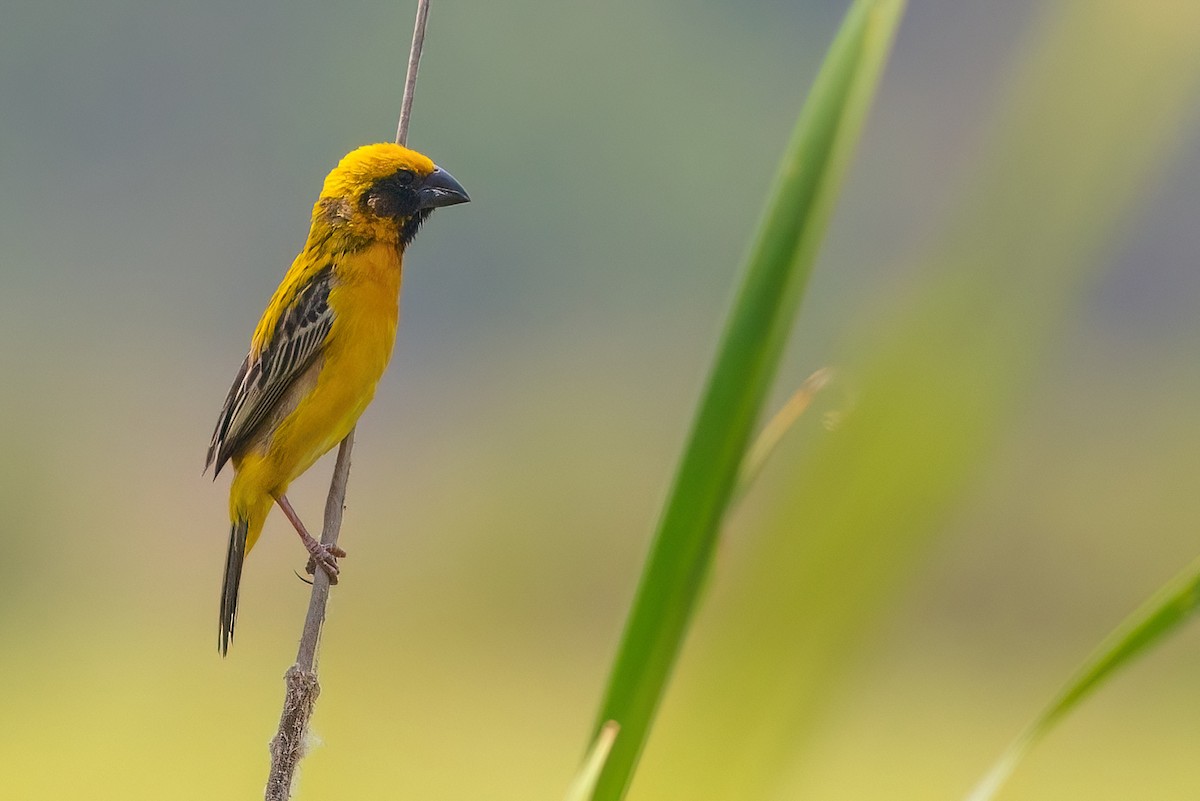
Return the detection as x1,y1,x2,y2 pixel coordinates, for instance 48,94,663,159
206,266,335,476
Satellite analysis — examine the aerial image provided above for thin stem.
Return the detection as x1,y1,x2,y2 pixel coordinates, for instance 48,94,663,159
264,1,432,796
298,430,355,672
265,435,354,801
733,367,834,504
396,0,431,147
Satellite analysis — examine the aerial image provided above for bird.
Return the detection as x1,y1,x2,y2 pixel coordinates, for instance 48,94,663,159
205,143,469,655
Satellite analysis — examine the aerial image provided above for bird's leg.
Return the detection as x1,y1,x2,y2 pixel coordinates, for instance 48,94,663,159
274,494,348,583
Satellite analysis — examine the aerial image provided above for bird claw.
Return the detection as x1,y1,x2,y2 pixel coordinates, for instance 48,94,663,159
304,542,347,584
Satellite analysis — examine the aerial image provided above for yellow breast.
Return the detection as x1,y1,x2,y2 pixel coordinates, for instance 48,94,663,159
246,242,403,492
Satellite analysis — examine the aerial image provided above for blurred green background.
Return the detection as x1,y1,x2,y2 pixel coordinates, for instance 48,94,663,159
2,1,1200,799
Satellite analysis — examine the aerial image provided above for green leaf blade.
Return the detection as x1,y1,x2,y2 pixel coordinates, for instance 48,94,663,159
965,558,1200,801
587,3,907,799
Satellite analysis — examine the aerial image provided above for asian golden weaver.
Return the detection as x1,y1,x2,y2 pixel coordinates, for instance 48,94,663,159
205,143,469,654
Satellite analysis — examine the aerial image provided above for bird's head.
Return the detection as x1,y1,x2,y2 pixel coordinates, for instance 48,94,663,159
314,143,470,247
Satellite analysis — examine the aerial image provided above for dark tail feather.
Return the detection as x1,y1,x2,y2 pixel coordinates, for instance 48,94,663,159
219,518,248,656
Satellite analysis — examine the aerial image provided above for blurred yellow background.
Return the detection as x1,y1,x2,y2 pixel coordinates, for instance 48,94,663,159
2,1,1200,799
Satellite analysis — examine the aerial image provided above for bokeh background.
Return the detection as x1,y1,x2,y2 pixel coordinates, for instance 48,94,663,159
2,0,1200,798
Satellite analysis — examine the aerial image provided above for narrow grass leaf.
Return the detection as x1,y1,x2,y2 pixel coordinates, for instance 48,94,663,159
632,1,1200,798
587,2,907,800
964,556,1200,801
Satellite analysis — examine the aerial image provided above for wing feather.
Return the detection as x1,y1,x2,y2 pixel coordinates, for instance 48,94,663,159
205,266,335,476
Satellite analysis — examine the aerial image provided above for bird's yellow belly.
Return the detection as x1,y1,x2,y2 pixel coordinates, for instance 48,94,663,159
233,257,400,500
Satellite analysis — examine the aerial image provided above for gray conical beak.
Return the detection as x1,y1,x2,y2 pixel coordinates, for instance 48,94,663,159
418,166,470,209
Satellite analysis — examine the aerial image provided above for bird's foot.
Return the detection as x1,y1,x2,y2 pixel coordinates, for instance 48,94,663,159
303,541,348,584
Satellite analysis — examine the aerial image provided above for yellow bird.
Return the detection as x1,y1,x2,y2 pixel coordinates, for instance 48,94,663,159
205,143,469,654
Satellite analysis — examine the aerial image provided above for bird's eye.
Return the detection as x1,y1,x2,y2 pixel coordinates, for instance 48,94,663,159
394,169,415,186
